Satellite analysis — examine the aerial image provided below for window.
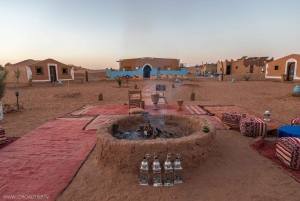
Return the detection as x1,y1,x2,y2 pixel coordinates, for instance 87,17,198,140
275,65,279,70
236,66,238,69
124,66,131,71
62,67,68,75
35,66,44,75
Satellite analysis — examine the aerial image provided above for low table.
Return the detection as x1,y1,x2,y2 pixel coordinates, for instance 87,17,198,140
277,126,300,138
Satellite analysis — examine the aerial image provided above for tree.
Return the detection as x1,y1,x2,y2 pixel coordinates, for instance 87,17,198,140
0,70,8,100
14,67,21,85
5,62,11,67
179,63,185,68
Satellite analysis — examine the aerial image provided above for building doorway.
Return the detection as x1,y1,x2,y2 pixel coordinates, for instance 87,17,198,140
287,62,295,81
143,65,151,78
49,66,57,82
226,65,231,75
250,65,254,73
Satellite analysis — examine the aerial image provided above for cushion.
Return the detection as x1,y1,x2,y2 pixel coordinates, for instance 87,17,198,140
239,118,254,136
129,108,145,114
253,118,267,137
276,137,300,170
222,111,246,129
291,117,300,126
239,117,267,137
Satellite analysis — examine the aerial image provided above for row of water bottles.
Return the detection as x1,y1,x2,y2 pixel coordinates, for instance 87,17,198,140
139,153,183,186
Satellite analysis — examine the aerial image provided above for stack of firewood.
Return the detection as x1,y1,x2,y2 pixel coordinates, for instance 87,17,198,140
138,122,175,139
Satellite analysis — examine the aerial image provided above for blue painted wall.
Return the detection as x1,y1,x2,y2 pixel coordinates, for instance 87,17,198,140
106,67,187,79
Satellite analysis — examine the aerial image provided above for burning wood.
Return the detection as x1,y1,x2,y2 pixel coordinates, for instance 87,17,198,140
139,122,174,139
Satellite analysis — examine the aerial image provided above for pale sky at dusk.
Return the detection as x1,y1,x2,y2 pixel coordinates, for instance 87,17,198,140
1,0,299,69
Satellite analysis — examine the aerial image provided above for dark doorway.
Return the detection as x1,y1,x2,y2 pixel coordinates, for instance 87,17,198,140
49,66,57,82
226,65,231,75
287,62,295,81
143,65,151,78
250,65,254,73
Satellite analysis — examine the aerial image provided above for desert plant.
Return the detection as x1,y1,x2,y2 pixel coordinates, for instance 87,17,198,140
0,70,8,100
14,67,21,85
243,74,251,81
116,76,122,87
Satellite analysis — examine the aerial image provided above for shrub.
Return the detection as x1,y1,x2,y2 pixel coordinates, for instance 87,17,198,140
116,76,122,87
14,67,21,85
0,70,8,100
243,74,251,81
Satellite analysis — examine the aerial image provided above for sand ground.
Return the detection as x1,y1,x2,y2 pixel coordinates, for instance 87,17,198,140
2,77,300,201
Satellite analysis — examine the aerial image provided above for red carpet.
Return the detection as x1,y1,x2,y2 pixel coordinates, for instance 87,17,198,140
250,139,300,182
86,105,129,115
0,119,96,200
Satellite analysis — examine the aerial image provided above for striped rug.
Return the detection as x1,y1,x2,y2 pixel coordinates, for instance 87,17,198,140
184,105,208,115
84,115,116,130
70,105,98,116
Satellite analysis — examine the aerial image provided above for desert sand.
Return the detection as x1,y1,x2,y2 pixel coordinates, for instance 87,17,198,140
2,75,300,201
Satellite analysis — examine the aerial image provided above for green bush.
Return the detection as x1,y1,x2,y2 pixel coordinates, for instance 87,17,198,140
116,76,122,87
243,74,251,81
14,67,21,85
0,70,8,100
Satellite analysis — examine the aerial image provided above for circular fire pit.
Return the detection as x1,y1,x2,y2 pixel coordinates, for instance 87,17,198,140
96,114,216,173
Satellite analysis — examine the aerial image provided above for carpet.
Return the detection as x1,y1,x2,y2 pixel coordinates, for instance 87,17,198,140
84,115,116,130
0,119,96,200
250,139,300,183
86,105,129,116
70,105,98,116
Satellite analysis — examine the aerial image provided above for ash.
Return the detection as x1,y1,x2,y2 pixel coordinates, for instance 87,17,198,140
113,130,180,141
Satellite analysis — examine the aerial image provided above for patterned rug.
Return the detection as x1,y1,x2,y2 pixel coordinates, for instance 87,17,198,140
84,115,116,130
70,105,98,116
184,105,207,115
250,139,300,183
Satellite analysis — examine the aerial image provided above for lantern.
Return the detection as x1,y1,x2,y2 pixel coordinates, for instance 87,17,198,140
15,91,20,110
152,154,163,186
173,154,183,184
190,90,195,101
139,154,150,186
264,110,271,121
163,153,173,186
99,93,103,101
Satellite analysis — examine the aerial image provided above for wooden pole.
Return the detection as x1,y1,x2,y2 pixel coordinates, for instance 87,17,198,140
221,61,224,81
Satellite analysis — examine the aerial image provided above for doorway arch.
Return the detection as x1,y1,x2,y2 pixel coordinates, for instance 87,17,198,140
143,64,152,78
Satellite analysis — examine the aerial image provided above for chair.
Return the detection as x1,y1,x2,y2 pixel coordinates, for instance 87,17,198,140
155,84,168,105
128,90,143,110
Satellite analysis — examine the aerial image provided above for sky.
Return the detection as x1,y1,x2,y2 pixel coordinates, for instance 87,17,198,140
1,0,300,69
